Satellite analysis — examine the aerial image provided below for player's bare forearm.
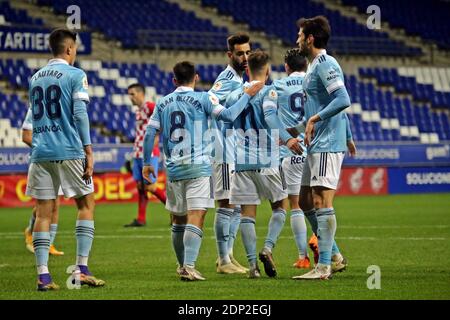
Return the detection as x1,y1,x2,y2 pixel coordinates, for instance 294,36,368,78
22,129,32,147
304,116,320,147
287,118,306,137
142,165,156,183
286,138,303,155
83,145,94,180
347,139,357,157
243,81,264,96
286,127,299,137
309,114,321,124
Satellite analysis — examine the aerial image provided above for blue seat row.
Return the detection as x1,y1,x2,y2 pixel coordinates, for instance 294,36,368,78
201,0,421,56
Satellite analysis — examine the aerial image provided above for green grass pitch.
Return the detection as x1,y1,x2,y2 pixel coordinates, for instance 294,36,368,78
1,193,449,300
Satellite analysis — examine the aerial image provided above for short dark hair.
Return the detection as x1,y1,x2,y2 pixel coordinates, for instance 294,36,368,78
128,83,146,94
173,61,196,85
284,48,307,72
49,28,77,56
227,32,250,51
247,49,270,74
297,16,331,49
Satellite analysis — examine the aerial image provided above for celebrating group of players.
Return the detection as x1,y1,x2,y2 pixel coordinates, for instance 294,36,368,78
25,15,355,290
141,16,356,281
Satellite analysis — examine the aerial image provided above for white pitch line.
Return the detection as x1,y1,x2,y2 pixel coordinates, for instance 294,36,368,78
0,264,9,268
0,225,448,237
0,234,446,241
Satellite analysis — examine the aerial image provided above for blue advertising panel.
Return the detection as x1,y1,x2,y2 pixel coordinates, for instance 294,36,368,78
388,167,450,194
343,143,450,167
0,26,91,54
0,145,133,174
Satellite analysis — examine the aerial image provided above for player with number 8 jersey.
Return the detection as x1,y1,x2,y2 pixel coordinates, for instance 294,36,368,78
142,61,263,281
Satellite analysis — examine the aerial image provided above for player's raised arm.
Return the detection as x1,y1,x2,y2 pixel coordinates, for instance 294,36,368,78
304,60,351,146
210,81,264,122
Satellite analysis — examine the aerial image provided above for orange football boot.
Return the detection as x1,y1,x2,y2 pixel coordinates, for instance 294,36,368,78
292,256,311,269
308,234,319,264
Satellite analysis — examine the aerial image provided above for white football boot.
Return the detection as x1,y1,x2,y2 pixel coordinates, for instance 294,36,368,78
180,266,206,281
292,263,332,280
331,253,347,273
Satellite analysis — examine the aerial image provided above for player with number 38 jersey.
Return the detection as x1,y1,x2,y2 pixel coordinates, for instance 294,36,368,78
25,29,103,292
28,58,89,162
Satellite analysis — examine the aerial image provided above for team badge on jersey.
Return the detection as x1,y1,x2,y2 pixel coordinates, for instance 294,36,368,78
209,94,219,105
82,76,89,89
268,89,278,100
212,81,222,92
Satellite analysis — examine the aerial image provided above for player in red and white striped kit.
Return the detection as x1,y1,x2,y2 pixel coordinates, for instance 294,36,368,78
124,83,166,227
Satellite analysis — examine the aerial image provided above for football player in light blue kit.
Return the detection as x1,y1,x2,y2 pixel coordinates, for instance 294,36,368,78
277,49,356,270
22,108,64,256
273,48,311,269
142,61,263,281
25,29,104,290
227,50,303,278
208,33,251,274
291,16,354,280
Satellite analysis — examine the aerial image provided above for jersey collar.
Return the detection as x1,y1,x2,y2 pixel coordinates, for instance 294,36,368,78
47,58,69,66
290,71,306,77
310,49,327,66
175,86,194,92
226,65,243,83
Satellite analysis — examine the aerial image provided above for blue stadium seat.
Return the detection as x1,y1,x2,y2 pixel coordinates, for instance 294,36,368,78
201,0,420,56
341,0,450,50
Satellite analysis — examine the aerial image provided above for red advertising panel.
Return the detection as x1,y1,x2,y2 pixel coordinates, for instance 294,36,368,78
0,172,166,208
337,167,388,195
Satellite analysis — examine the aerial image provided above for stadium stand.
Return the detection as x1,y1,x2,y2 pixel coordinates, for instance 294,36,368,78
359,67,450,110
341,0,450,50
0,56,228,146
0,0,449,147
1,57,449,146
270,67,450,144
200,0,422,56
37,0,230,50
0,1,44,26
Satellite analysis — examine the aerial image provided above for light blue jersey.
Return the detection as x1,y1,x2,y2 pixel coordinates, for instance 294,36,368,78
303,50,349,153
208,65,243,163
28,59,90,162
273,72,307,159
228,83,292,172
148,86,249,182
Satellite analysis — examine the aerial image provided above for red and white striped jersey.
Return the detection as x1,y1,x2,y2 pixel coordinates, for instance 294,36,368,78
134,101,160,159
